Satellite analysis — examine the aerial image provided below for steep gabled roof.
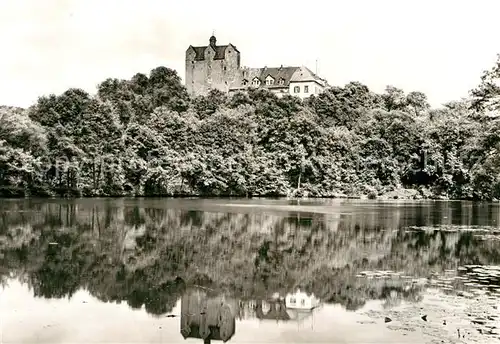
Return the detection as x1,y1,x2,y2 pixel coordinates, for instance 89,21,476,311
191,46,207,60
189,43,239,61
290,66,328,86
227,43,240,54
261,67,299,87
239,66,300,88
214,46,227,60
230,65,329,92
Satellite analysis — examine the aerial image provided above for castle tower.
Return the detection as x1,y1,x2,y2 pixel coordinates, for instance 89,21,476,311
185,35,241,96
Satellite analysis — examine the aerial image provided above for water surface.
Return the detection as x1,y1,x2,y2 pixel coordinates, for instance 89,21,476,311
1,198,500,343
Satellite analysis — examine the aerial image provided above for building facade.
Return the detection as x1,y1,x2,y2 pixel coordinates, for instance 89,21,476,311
185,35,329,99
285,289,321,310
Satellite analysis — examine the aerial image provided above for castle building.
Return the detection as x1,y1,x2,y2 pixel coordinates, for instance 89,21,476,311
185,35,329,99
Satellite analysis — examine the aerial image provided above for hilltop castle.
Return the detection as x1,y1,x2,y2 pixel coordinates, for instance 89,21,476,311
185,35,329,99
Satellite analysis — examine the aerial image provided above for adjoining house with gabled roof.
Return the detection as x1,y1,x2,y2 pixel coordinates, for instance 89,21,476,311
285,289,321,310
185,35,329,99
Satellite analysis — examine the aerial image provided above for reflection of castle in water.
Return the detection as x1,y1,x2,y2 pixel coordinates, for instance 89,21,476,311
180,288,322,343
239,289,322,325
180,287,238,343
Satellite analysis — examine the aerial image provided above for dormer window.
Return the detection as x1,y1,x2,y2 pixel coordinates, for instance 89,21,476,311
242,79,248,86
252,77,261,87
265,75,275,86
279,78,285,85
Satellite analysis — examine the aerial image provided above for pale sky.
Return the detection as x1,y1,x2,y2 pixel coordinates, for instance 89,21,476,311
0,0,498,108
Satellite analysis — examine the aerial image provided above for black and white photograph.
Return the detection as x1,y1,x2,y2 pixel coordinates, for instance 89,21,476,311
1,1,500,343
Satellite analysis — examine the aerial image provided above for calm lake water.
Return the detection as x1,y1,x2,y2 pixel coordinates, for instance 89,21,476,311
1,198,500,344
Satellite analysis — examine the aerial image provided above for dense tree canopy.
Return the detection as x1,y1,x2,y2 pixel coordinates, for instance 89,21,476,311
1,58,500,200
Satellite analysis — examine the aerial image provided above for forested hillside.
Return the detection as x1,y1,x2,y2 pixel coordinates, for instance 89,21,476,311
1,56,500,199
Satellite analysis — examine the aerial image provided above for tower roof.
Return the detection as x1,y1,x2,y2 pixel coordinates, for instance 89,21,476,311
188,43,239,61
209,35,217,47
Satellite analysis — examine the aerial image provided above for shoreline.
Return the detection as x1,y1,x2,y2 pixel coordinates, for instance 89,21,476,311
1,185,496,202
0,192,494,202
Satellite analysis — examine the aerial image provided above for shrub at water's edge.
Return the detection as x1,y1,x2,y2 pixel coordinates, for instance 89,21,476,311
1,58,500,200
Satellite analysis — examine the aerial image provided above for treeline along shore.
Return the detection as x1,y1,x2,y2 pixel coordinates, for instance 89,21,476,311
1,56,500,200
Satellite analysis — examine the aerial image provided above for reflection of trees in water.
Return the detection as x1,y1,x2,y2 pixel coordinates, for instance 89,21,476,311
1,201,500,315
301,265,425,311
380,285,424,309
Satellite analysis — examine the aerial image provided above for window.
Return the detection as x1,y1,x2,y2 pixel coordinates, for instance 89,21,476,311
294,86,300,93
224,66,227,71
252,78,261,86
242,79,248,86
301,299,306,306
304,85,309,93
265,76,274,86
290,298,296,304
279,78,285,85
